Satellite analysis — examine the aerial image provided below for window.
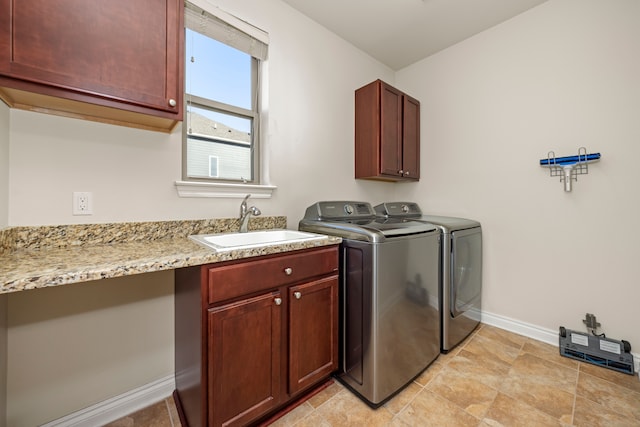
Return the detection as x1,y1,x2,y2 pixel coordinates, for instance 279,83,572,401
183,2,268,184
208,155,219,177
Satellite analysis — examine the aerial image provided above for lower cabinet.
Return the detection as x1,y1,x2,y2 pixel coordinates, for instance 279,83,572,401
175,246,339,427
288,277,339,395
208,291,283,427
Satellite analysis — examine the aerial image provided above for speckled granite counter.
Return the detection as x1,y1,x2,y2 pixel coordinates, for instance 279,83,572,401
0,217,341,295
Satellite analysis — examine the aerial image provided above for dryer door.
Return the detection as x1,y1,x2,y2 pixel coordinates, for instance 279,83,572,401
450,227,482,317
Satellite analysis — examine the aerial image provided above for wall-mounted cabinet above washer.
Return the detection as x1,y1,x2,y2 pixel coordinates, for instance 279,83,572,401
355,79,420,182
0,0,184,133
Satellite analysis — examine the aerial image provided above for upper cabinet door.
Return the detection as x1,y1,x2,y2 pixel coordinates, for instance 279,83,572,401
402,94,420,180
379,82,404,177
0,0,183,131
355,79,420,182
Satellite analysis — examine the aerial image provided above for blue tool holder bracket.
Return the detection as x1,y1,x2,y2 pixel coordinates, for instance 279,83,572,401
539,147,601,192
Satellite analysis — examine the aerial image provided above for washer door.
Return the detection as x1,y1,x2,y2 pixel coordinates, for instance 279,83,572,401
450,227,482,317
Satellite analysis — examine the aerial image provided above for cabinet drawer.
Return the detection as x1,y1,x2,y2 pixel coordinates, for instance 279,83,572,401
208,247,338,305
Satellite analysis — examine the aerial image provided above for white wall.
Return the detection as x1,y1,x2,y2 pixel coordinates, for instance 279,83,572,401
0,102,7,229
0,294,6,427
4,0,395,425
1,95,9,427
6,272,174,427
12,0,639,424
396,0,640,348
7,1,395,227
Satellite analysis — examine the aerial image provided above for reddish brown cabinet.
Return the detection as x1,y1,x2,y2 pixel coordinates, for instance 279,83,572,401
288,276,339,395
355,79,420,181
175,246,339,427
0,0,184,132
208,291,283,426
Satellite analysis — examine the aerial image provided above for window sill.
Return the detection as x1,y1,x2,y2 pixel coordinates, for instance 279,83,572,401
174,181,276,198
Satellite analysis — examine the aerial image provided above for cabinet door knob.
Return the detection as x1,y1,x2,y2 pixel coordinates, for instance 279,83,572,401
294,291,302,299
405,171,410,176
284,267,293,276
168,98,177,107
274,297,282,306
398,170,404,175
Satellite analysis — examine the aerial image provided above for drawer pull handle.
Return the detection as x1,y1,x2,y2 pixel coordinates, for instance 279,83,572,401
284,267,293,276
294,291,302,299
274,297,282,306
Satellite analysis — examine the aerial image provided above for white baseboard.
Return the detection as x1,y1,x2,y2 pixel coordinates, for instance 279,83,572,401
41,374,175,427
480,310,559,346
481,310,640,379
38,311,640,426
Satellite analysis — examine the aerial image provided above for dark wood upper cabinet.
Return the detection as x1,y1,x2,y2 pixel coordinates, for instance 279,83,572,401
0,0,184,132
355,79,420,181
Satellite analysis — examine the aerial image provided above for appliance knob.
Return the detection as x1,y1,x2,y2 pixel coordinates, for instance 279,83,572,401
274,297,282,306
284,267,293,276
401,204,409,213
294,291,302,299
344,204,354,215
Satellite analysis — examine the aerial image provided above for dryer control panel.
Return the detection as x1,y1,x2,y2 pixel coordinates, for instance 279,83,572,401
374,202,422,218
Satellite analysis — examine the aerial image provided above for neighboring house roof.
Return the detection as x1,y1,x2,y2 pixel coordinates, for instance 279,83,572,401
186,111,250,144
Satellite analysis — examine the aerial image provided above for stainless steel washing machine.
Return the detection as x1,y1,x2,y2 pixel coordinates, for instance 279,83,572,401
375,202,482,353
299,201,440,407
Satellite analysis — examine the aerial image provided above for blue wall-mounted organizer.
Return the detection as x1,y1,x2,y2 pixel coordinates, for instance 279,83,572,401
540,147,601,192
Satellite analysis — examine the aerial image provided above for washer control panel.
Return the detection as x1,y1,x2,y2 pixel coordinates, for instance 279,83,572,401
304,201,375,220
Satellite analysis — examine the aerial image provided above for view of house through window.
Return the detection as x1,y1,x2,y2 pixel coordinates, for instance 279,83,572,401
183,7,263,183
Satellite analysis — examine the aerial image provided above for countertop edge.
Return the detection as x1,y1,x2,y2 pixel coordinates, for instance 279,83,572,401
0,235,341,295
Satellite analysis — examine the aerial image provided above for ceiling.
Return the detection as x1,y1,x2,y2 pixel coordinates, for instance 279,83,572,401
281,0,548,70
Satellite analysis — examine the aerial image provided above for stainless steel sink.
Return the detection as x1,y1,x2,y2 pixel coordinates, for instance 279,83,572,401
189,229,326,252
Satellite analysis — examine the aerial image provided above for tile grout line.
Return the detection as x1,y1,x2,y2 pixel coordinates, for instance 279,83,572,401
572,362,640,423
401,326,501,425
165,397,176,427
469,327,569,425
290,385,345,427
570,363,581,426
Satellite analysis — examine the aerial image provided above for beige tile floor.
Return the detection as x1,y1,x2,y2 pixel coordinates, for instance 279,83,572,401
106,324,640,426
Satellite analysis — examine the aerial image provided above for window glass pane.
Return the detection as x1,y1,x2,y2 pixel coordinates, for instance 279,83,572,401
209,156,219,177
186,28,252,110
186,105,252,181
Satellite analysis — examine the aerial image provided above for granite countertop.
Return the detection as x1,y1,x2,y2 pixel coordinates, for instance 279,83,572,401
0,217,341,295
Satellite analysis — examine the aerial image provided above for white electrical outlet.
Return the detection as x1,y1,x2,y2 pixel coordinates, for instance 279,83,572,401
73,192,93,215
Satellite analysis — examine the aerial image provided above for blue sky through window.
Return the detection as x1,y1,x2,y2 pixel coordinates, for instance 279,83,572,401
185,28,252,133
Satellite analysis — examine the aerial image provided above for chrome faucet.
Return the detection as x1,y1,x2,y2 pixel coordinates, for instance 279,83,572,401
239,194,261,233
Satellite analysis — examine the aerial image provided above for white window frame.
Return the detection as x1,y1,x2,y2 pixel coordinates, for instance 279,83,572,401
176,0,276,198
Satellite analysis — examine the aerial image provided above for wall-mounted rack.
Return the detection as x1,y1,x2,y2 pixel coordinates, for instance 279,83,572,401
540,147,601,192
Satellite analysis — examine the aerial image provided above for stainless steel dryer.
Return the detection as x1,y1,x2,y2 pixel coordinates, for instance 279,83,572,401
299,201,440,407
375,202,482,353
